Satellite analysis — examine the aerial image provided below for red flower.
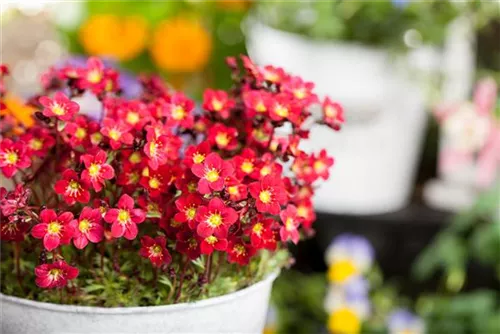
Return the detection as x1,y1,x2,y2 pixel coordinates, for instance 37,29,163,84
165,92,195,128
116,163,141,190
252,153,283,179
1,215,30,242
39,91,79,121
183,142,211,167
202,89,235,119
0,139,32,178
20,127,55,157
279,205,301,244
174,194,203,229
70,207,103,249
138,196,163,219
139,235,172,267
0,184,30,216
100,118,134,150
322,97,344,131
243,90,272,118
268,93,300,123
227,239,255,265
245,215,276,250
208,123,238,151
295,199,316,230
233,148,257,179
175,230,201,260
34,260,79,289
281,76,318,107
139,165,172,197
31,209,74,251
246,120,273,148
54,169,91,205
195,197,238,238
144,128,181,168
191,152,234,194
80,149,115,192
104,194,145,240
78,57,106,93
248,175,287,214
225,177,248,202
200,234,228,255
292,152,317,183
312,149,334,180
117,100,151,130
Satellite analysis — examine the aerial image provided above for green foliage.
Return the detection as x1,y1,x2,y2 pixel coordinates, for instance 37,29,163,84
413,184,500,286
270,271,328,334
417,290,500,334
254,0,462,50
0,242,289,307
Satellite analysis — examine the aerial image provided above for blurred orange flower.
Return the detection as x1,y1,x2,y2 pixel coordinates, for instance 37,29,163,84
1,94,35,133
150,17,212,73
79,15,148,61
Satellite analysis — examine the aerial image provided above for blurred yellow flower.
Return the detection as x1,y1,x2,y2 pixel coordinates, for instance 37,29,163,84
328,259,359,284
1,94,35,129
79,15,148,61
150,17,212,73
327,308,361,334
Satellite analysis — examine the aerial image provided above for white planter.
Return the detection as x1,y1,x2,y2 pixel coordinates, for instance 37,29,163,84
245,21,433,214
1,272,278,334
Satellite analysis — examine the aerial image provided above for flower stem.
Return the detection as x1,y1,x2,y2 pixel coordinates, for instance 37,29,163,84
13,243,22,288
174,258,189,303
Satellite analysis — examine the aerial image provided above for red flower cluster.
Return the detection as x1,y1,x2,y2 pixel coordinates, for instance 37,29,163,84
0,55,340,290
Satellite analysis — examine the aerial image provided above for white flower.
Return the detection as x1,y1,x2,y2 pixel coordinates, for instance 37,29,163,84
443,102,491,152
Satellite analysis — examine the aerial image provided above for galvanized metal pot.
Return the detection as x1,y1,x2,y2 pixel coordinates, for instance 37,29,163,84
0,272,278,334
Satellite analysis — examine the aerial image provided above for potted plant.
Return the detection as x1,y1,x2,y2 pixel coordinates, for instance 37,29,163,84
245,1,473,214
0,55,340,333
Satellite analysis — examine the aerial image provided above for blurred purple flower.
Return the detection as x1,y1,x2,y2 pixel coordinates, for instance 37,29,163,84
325,234,375,271
387,309,425,334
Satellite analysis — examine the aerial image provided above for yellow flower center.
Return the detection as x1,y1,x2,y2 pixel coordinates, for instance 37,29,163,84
260,166,271,176
215,133,229,147
47,221,61,234
328,260,358,284
187,182,197,193
252,223,263,235
149,142,158,156
79,219,91,233
87,70,102,84
118,209,130,224
259,190,272,204
75,127,87,140
233,244,245,256
126,111,140,125
314,161,326,173
108,129,121,141
49,268,62,280
149,177,161,189
91,133,103,145
207,213,222,227
294,89,306,100
128,152,142,164
255,102,266,113
30,139,43,151
192,153,205,164
205,169,219,182
212,99,223,111
69,180,80,190
325,105,337,118
327,308,360,334
297,206,308,218
285,217,295,230
128,171,140,184
205,235,218,245
151,245,162,255
228,186,238,195
5,151,18,165
88,164,100,177
189,238,198,249
186,207,197,220
274,104,289,117
172,106,186,120
52,104,66,116
241,161,254,174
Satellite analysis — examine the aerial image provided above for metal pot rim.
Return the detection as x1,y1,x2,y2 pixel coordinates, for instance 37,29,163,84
0,271,279,314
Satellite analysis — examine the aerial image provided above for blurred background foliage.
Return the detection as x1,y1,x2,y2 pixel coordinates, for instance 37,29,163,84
254,0,498,51
61,0,251,95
